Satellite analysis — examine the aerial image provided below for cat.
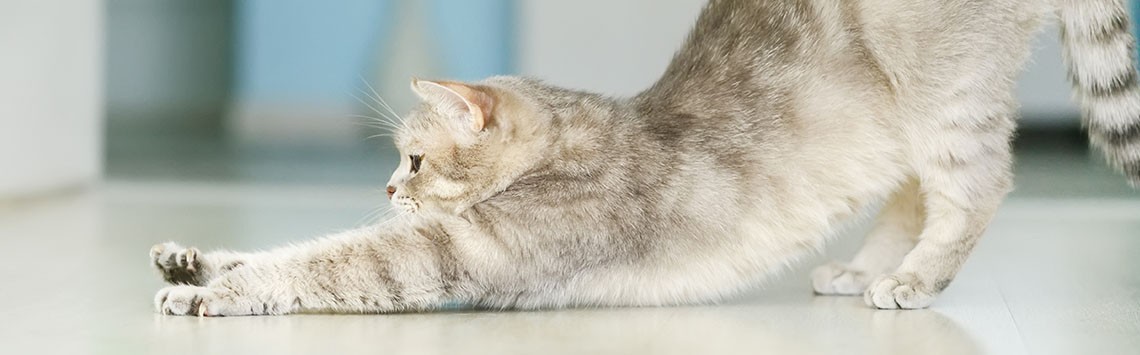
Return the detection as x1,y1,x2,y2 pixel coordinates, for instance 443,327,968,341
152,0,1140,316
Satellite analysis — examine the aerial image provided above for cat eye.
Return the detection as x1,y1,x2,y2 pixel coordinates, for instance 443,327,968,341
409,155,423,173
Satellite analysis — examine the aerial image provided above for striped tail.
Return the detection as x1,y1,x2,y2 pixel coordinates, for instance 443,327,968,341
1059,0,1140,186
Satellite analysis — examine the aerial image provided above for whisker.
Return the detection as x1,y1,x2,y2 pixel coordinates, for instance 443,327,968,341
344,86,389,117
375,208,403,225
348,91,397,123
346,120,398,136
355,193,401,227
353,124,395,133
347,115,400,131
349,92,400,126
366,133,397,140
368,207,409,228
359,76,405,125
374,208,398,226
354,206,385,228
346,113,400,125
358,126,397,137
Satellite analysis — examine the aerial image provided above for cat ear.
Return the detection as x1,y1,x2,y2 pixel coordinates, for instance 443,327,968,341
411,79,494,132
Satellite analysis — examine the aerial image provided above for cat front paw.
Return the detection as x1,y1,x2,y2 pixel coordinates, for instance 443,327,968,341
811,261,876,295
150,242,203,285
863,272,940,309
154,285,260,317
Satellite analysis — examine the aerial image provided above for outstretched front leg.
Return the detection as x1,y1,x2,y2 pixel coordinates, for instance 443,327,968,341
153,221,469,316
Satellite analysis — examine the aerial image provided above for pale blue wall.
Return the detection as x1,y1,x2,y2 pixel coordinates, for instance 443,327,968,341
236,0,515,105
237,0,389,104
425,0,516,81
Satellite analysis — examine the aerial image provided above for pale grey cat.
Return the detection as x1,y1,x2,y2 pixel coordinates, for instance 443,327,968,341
152,0,1140,316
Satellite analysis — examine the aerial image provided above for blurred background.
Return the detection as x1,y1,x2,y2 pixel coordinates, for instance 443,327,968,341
2,0,1138,200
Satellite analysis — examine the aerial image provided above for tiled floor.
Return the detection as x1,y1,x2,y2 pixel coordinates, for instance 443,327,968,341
1,134,1138,355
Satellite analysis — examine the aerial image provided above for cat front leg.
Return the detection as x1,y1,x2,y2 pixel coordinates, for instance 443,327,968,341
863,112,1014,309
153,222,467,316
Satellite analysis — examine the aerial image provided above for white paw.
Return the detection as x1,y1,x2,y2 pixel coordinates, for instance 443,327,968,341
154,285,252,317
811,262,876,295
150,242,203,285
863,273,938,309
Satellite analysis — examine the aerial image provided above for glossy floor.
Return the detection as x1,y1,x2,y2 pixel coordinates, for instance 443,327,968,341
0,180,1137,355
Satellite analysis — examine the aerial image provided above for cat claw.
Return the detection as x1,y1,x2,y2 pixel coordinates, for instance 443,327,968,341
151,242,203,285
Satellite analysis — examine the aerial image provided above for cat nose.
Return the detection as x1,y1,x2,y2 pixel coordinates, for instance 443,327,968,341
386,186,397,199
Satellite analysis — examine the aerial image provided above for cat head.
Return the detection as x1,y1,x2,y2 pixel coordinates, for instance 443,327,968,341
386,77,550,215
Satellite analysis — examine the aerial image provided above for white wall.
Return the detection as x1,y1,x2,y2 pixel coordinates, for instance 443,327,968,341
519,0,706,96
0,1,103,199
520,2,1080,126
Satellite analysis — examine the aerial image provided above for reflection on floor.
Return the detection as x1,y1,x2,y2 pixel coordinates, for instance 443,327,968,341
0,129,1136,355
